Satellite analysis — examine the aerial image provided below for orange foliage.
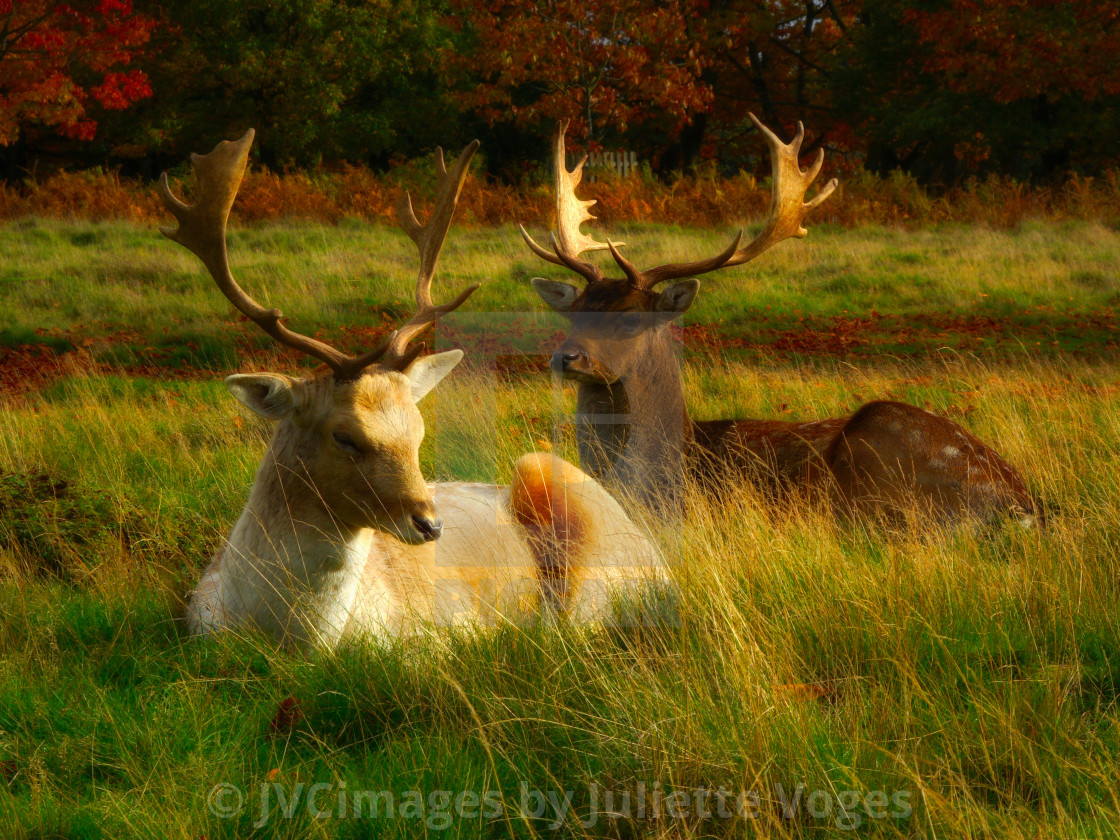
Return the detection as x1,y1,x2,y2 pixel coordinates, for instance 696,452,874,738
0,165,1117,229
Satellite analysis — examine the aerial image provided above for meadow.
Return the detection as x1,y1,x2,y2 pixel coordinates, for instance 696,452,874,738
1,217,1120,838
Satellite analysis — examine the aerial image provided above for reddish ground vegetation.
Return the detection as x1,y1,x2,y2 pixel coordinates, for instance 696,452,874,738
4,309,1115,399
0,345,82,395
677,310,1120,357
1,165,1117,228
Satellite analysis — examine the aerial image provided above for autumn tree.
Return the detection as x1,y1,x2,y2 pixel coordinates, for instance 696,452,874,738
445,0,712,156
0,0,154,147
122,0,458,169
686,0,857,170
832,0,1120,181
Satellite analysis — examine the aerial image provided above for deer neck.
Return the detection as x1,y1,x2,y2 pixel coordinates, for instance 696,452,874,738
573,331,689,507
201,428,374,649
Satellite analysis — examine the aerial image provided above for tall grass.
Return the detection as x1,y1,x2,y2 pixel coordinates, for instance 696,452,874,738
1,219,1117,836
1,354,1119,837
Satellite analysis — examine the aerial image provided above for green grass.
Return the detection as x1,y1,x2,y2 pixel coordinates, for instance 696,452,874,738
1,220,1120,837
3,219,1119,366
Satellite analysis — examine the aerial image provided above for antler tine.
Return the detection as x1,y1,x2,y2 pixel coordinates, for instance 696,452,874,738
638,231,745,289
384,141,482,368
636,113,837,288
519,120,620,285
158,130,388,380
606,239,643,287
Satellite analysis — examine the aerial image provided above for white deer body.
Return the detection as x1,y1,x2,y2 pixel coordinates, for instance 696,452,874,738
189,453,663,649
162,132,666,651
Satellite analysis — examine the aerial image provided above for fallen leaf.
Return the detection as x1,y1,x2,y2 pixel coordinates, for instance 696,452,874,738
270,696,303,734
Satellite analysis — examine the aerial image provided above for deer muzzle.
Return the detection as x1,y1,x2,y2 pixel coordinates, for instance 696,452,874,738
551,349,582,373
411,513,443,541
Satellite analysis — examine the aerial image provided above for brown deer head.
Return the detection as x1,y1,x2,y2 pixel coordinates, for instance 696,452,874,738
159,130,480,544
521,116,837,384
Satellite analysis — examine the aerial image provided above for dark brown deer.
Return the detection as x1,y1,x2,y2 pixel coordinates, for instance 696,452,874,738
520,116,1039,525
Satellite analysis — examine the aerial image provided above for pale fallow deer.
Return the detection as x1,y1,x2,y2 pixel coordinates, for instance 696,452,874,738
520,116,1040,525
159,130,666,651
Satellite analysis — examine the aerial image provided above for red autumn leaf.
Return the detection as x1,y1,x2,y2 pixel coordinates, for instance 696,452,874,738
903,1,1120,105
444,0,712,146
0,0,156,144
269,696,304,734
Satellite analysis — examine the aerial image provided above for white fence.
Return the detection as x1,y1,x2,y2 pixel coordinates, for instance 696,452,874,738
569,151,639,180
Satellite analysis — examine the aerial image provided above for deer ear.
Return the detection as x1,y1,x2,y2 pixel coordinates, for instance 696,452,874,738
404,349,463,403
655,279,700,317
531,278,579,312
225,374,298,420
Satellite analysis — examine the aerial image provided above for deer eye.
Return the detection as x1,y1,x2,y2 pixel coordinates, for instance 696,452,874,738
332,431,363,456
619,313,643,333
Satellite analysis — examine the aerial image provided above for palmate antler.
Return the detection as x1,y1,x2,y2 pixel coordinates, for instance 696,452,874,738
158,131,479,379
520,114,838,289
518,120,620,285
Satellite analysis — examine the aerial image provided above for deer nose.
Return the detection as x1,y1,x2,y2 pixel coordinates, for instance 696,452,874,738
552,350,586,373
411,514,443,542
